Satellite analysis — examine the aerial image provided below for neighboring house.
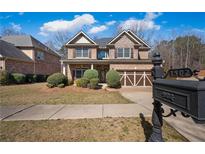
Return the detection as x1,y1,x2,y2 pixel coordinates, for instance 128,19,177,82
0,40,34,74
1,35,61,75
62,30,153,87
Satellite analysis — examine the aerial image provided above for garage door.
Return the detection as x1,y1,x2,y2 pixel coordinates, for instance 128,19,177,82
118,71,152,87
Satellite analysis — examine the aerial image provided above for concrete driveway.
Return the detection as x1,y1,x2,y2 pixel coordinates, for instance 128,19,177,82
119,87,205,142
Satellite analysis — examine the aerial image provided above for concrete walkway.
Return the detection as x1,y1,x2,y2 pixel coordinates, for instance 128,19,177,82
0,104,151,121
119,87,205,142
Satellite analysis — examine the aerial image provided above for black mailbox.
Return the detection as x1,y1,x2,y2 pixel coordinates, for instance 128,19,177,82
149,52,205,142
153,79,205,122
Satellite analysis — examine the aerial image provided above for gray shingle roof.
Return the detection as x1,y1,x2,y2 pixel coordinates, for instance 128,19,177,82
0,40,33,62
94,38,112,48
1,35,60,57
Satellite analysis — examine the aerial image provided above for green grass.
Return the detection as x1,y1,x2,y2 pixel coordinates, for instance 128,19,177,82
0,83,133,106
0,117,188,142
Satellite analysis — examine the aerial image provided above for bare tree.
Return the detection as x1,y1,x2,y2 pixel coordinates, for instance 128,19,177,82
1,27,24,36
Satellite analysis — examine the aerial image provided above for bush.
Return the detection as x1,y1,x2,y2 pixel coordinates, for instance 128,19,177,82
75,78,89,88
25,74,35,83
57,83,65,88
11,73,26,84
90,78,99,89
83,69,98,80
0,70,9,85
106,69,121,88
47,73,68,87
47,83,54,88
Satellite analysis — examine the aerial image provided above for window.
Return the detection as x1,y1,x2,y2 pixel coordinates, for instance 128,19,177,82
74,69,86,79
117,48,130,58
97,50,109,60
36,51,44,60
76,47,89,58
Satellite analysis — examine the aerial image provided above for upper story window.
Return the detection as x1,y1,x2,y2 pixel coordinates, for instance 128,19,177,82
97,50,109,60
76,47,89,58
36,51,44,60
117,48,131,58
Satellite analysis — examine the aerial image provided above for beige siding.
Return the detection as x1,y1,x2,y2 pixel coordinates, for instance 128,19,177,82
21,49,34,60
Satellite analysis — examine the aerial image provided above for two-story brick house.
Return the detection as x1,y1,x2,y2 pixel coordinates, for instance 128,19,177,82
62,30,153,87
1,35,61,75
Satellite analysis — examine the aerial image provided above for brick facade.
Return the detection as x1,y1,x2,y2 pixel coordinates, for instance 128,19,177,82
110,64,152,71
4,59,34,74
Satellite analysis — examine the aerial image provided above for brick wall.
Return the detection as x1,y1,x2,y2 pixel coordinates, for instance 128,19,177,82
109,34,140,59
5,59,34,74
139,51,149,59
67,47,97,59
34,49,61,75
110,64,152,71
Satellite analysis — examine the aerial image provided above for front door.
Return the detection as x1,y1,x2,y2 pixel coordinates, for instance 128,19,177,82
95,65,109,83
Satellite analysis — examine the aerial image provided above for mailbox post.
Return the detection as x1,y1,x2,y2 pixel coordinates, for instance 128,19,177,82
149,52,164,142
149,52,205,142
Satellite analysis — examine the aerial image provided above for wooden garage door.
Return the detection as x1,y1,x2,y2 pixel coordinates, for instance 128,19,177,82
119,71,152,87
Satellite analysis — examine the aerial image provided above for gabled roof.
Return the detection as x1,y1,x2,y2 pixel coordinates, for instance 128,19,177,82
1,35,61,57
94,38,112,48
107,30,142,45
66,31,97,45
127,30,151,48
0,40,32,62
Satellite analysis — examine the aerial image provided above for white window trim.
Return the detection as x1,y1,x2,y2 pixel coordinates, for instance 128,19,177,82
75,47,89,58
117,48,131,59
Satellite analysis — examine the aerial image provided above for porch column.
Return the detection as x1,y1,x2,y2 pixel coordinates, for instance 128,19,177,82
63,64,66,75
91,64,94,70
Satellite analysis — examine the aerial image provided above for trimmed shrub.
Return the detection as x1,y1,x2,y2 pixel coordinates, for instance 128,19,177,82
75,79,82,87
57,83,65,88
83,69,98,80
75,78,89,88
47,73,68,87
0,70,9,85
106,69,121,88
11,73,26,84
90,78,99,89
25,74,35,83
47,83,54,88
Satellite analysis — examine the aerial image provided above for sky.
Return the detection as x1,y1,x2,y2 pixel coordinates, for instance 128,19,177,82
0,12,205,46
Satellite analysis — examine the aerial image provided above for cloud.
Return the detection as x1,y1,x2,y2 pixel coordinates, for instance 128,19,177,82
119,12,162,32
88,25,107,34
106,20,116,26
11,23,22,31
39,14,96,36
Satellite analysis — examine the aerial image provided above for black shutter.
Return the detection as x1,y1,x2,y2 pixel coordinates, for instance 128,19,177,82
73,49,76,58
115,49,118,58
89,49,91,58
131,48,133,58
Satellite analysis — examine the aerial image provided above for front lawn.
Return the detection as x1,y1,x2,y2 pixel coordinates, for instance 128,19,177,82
0,117,188,142
0,83,133,106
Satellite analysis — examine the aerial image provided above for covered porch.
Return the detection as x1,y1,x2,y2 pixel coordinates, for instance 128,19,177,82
61,60,110,83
